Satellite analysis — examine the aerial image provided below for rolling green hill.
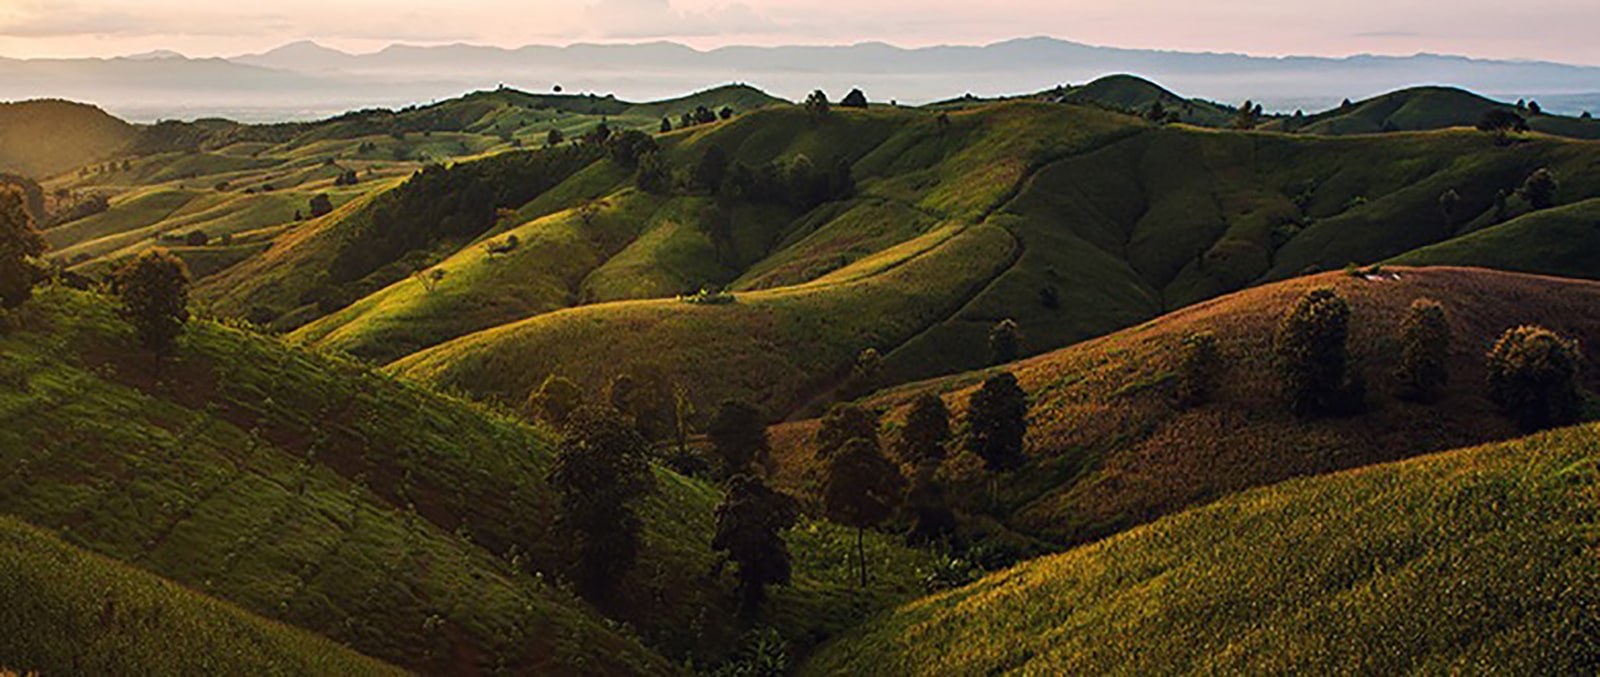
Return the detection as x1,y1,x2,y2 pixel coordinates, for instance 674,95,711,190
0,516,401,675
0,100,137,178
1391,197,1600,278
805,422,1600,674
1273,86,1600,138
1051,75,1235,126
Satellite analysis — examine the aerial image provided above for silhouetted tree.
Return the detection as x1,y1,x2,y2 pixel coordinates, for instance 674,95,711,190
550,405,655,602
1233,100,1263,129
894,393,951,467
1477,109,1529,145
1275,287,1363,417
546,128,566,147
989,319,1022,365
1519,167,1558,210
693,147,729,194
804,90,831,118
185,231,208,247
115,248,191,356
1487,326,1582,432
609,367,676,443
719,106,735,120
840,88,869,108
844,347,882,399
822,437,904,587
635,152,672,194
1176,330,1223,408
712,475,800,616
816,403,879,460
708,399,769,479
660,117,674,134
605,129,658,169
1395,299,1451,403
0,185,46,310
966,373,1028,472
308,194,334,218
527,375,585,427
1438,189,1461,228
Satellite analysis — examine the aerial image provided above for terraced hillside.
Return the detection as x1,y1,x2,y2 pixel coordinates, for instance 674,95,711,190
805,423,1600,674
0,286,935,671
0,516,401,675
771,267,1600,547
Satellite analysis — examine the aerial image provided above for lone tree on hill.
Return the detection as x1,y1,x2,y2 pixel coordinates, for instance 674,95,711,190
1438,189,1461,228
804,90,831,118
822,437,904,587
116,249,191,356
1486,326,1583,432
1275,287,1363,417
894,393,951,468
1476,109,1529,145
815,402,880,460
660,117,674,134
550,405,655,602
966,372,1029,472
546,128,566,147
1394,299,1452,403
527,374,585,427
308,194,334,218
989,319,1022,365
839,88,869,108
708,399,770,479
0,185,47,310
1175,330,1224,408
1519,167,1559,210
712,474,801,616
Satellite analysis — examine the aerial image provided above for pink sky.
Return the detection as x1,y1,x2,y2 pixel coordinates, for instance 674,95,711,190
3,0,1599,65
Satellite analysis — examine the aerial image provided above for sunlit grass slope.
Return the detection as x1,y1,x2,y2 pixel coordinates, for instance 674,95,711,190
0,516,401,675
806,423,1600,674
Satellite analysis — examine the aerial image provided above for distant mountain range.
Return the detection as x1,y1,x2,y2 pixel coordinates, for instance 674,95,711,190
3,37,1600,122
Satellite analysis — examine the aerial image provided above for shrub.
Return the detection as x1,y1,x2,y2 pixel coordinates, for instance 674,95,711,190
308,194,334,218
0,185,47,310
989,319,1021,365
1486,326,1583,432
1395,299,1451,402
966,373,1028,472
1519,168,1558,210
114,248,191,355
1275,287,1363,417
185,231,209,247
1175,331,1223,408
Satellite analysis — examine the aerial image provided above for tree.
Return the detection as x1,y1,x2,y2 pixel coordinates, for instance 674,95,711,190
635,152,672,195
708,400,769,479
1275,287,1363,417
660,117,674,134
527,375,584,427
308,194,334,218
804,90,831,118
1486,326,1582,432
546,128,566,147
844,347,882,398
609,368,676,443
549,406,655,602
115,248,191,355
821,437,904,587
1476,109,1529,145
1438,189,1461,228
1519,167,1558,210
966,373,1028,472
816,403,879,460
989,319,1021,365
712,475,800,615
894,393,951,468
720,106,735,120
839,88,869,108
1395,299,1452,403
1175,331,1223,408
692,146,729,194
605,130,658,169
0,185,46,310
185,230,209,247
1233,100,1262,129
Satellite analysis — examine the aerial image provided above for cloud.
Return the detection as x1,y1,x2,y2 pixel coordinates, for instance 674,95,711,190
583,0,777,39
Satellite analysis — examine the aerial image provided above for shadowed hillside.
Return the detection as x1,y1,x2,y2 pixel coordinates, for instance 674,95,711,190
805,422,1600,674
0,100,137,178
1271,86,1600,138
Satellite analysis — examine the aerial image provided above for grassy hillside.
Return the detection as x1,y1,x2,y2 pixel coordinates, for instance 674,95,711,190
1391,197,1600,279
1052,75,1234,127
1277,86,1600,138
0,516,401,675
773,267,1600,548
0,100,136,178
805,423,1600,674
0,285,935,669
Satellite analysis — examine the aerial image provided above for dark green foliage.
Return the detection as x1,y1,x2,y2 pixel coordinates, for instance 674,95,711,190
804,90,831,118
843,347,883,399
659,117,673,134
840,89,869,109
546,128,565,147
308,194,334,218
1438,189,1461,228
1519,168,1559,210
966,373,1028,472
719,106,735,120
708,399,770,479
0,185,46,310
989,319,1021,365
608,367,677,443
185,230,209,247
1232,100,1263,129
549,406,655,602
334,169,360,187
1477,109,1529,144
717,155,852,209
693,146,729,194
605,129,658,169
635,151,672,194
526,374,585,427
816,403,879,460
114,248,191,355
1486,326,1583,432
822,438,905,587
1395,299,1452,403
712,475,800,615
904,470,956,546
1275,288,1364,418
1175,331,1223,408
895,394,952,467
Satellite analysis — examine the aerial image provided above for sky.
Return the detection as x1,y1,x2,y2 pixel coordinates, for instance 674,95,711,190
2,0,1599,65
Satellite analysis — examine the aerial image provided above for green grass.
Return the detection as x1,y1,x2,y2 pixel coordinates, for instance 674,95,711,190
805,423,1600,674
1391,197,1600,279
1280,86,1600,139
0,515,401,675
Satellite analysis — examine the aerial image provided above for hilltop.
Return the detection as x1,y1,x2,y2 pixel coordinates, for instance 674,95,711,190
770,267,1600,547
0,100,137,178
805,422,1600,674
1270,86,1600,138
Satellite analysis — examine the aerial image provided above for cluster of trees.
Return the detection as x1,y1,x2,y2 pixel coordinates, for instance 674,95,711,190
662,105,735,134
1232,100,1265,129
1439,167,1559,230
0,185,47,311
1477,109,1531,145
636,144,856,212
